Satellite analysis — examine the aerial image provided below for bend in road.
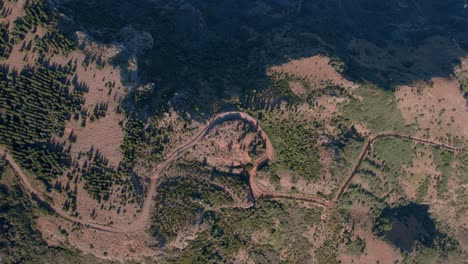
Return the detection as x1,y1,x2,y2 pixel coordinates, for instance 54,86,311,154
1,111,466,233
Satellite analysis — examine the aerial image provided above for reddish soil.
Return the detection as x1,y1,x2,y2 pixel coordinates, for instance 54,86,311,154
0,109,466,261
184,120,262,173
49,49,127,168
269,55,357,92
396,77,468,140
400,146,440,201
2,112,466,235
333,132,467,203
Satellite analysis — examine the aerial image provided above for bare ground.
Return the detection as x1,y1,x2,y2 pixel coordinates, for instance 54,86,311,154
50,50,127,167
396,77,468,141
400,146,440,201
340,204,403,264
183,120,261,173
2,111,466,260
269,55,358,92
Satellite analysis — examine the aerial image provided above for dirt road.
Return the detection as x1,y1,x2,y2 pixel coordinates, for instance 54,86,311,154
127,111,276,232
333,132,468,203
0,111,276,233
1,111,466,233
0,149,122,233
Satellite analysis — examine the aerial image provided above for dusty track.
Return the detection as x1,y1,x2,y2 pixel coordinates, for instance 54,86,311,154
332,132,468,203
0,148,122,233
0,111,275,233
1,111,466,233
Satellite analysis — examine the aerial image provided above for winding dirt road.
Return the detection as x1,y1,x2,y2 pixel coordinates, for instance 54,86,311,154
1,111,466,233
0,111,275,233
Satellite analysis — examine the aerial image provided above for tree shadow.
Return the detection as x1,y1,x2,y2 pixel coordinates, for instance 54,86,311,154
58,0,467,118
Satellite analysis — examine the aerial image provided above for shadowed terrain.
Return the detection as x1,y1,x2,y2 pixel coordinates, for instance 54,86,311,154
58,0,467,114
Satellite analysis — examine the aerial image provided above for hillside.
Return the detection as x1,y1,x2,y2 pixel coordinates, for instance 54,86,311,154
0,0,467,263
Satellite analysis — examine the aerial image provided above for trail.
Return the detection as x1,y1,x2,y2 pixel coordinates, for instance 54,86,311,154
0,149,122,233
1,111,466,234
332,132,468,203
126,111,275,232
0,111,274,233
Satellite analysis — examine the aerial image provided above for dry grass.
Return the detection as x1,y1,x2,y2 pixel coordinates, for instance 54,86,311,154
269,55,357,94
340,204,403,264
0,29,45,70
0,5,144,255
399,146,440,201
340,231,403,264
288,80,308,96
396,77,468,141
37,215,157,260
50,50,126,167
0,0,26,31
232,249,255,264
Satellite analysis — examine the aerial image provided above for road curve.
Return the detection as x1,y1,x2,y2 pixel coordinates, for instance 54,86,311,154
1,111,467,233
127,111,275,232
0,111,276,233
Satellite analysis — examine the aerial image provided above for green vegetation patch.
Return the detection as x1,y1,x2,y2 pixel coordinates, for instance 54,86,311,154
315,239,339,264
333,135,365,177
351,138,413,199
457,153,468,185
373,137,413,175
346,237,365,256
0,66,86,188
342,84,410,133
259,111,322,181
432,147,455,196
338,184,386,215
168,200,323,263
0,159,109,264
150,175,235,245
416,177,430,203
